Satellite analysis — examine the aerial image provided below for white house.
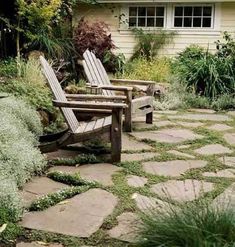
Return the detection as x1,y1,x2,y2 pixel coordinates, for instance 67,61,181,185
74,0,235,58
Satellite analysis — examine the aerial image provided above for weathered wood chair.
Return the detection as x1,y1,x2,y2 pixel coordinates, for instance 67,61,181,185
39,56,126,163
82,50,155,132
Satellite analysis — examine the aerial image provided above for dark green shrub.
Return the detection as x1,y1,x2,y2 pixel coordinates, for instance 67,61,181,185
137,200,235,247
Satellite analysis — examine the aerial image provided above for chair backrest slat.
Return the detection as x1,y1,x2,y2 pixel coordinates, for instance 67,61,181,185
40,56,80,133
83,51,102,85
83,50,113,96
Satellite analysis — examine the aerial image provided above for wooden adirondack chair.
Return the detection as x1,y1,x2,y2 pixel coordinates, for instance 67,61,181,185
40,56,126,163
82,50,155,132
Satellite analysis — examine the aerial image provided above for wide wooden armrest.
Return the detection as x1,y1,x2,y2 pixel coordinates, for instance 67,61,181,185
110,78,156,86
53,100,127,110
100,85,133,92
65,94,126,101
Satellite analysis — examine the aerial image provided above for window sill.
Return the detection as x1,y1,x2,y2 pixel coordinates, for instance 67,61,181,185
118,28,221,36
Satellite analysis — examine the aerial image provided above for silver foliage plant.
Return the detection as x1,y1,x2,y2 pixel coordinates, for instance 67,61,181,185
0,175,23,221
0,97,46,221
0,96,43,137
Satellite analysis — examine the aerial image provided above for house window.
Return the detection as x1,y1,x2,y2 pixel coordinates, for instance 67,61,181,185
174,6,213,28
129,6,165,28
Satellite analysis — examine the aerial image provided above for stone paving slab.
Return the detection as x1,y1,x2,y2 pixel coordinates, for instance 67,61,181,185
223,133,235,146
132,116,146,122
46,149,80,160
168,114,232,122
17,242,63,247
189,109,216,114
21,189,118,238
132,193,170,212
127,175,148,188
219,156,235,167
151,179,214,202
207,124,233,132
178,144,192,150
155,120,177,127
122,134,152,152
176,121,204,128
21,177,69,207
131,128,203,144
194,144,233,155
121,152,158,162
227,111,235,117
49,163,122,186
108,212,140,243
167,150,195,159
143,160,207,177
203,169,235,178
153,114,164,120
212,182,235,210
155,110,178,115
133,122,156,130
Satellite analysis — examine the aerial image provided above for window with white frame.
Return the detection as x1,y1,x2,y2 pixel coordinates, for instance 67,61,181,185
173,6,213,28
129,6,165,28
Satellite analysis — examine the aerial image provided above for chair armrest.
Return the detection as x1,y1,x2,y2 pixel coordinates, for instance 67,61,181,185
100,85,133,92
65,94,126,101
110,78,156,86
53,100,127,110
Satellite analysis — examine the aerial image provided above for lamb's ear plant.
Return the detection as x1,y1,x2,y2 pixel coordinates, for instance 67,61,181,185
137,198,235,247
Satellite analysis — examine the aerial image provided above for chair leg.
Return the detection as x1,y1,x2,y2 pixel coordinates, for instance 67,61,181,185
124,107,132,132
146,111,153,124
111,108,123,163
124,92,132,132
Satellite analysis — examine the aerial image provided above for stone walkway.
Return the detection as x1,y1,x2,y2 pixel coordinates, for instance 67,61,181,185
18,110,235,246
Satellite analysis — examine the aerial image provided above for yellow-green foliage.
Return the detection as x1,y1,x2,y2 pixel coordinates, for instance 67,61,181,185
118,57,172,83
17,0,62,30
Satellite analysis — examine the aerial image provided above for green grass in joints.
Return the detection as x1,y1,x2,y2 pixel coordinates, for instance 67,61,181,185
47,171,99,187
50,154,101,166
29,185,91,211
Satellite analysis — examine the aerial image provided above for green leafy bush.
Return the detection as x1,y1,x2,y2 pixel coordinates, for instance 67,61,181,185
132,28,175,60
183,93,211,109
211,94,235,111
174,40,235,99
138,200,235,247
0,59,54,113
0,96,46,226
118,57,172,83
0,58,17,78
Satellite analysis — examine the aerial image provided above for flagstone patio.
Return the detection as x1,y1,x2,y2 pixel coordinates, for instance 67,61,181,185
19,109,235,246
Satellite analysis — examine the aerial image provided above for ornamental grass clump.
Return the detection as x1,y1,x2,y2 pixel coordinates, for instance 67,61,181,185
174,33,235,100
137,199,235,247
0,96,46,225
